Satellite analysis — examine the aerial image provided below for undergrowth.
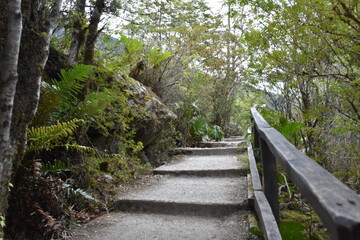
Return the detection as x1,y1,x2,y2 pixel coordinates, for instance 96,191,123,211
278,171,328,239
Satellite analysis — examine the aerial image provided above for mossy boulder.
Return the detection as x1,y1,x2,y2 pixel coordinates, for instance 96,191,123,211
119,75,177,148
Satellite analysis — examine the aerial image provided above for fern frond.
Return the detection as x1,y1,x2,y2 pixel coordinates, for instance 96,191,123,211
58,64,92,84
63,144,95,153
62,183,107,210
42,160,71,173
48,64,93,107
27,119,85,153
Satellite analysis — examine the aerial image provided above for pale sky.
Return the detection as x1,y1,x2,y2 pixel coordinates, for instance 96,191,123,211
206,0,226,13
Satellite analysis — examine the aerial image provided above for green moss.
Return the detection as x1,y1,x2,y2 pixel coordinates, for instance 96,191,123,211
280,221,307,240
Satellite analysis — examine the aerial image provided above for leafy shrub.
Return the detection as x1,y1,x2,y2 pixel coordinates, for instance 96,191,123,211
209,125,225,141
259,108,305,146
189,117,225,142
190,116,209,136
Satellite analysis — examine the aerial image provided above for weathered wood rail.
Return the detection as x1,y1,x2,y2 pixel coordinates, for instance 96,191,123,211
249,107,360,240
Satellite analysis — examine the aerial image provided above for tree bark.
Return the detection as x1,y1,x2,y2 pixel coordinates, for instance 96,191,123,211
84,0,105,65
0,0,22,233
11,0,63,174
68,0,86,65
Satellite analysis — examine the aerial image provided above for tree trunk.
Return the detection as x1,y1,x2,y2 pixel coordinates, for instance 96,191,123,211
84,0,105,65
68,0,86,65
0,0,22,235
11,0,63,173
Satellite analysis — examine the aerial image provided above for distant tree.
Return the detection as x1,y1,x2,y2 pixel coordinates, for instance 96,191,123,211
84,0,106,65
68,0,86,65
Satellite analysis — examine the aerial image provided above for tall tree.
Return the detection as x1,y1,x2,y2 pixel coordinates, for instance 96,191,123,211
0,1,63,236
0,0,22,236
11,0,63,171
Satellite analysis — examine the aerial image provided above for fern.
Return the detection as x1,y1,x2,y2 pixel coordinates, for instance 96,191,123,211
42,160,70,174
27,119,93,153
46,64,92,118
62,183,107,210
63,144,94,153
49,64,92,103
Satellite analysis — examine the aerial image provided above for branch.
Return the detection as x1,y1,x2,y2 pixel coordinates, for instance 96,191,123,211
338,1,360,27
346,97,360,121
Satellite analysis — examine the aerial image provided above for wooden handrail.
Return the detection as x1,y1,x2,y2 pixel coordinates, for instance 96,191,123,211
248,144,282,240
251,107,360,240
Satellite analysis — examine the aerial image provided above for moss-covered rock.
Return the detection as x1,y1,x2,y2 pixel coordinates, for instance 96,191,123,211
119,74,177,148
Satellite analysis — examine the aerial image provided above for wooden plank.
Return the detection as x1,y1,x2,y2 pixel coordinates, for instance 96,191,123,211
259,137,279,223
254,191,282,240
251,107,271,129
251,107,360,240
247,144,262,191
247,173,255,209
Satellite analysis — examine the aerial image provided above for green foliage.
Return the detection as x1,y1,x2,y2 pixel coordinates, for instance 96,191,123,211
209,125,225,141
274,117,305,144
34,64,93,125
27,119,93,153
62,183,106,210
76,92,114,122
241,0,360,191
189,116,225,142
190,116,209,136
0,216,5,228
49,64,92,107
278,173,329,239
280,221,307,240
249,227,264,239
175,100,201,122
86,153,149,186
41,160,70,175
148,47,173,66
121,35,143,55
259,108,305,145
231,87,266,133
281,209,328,240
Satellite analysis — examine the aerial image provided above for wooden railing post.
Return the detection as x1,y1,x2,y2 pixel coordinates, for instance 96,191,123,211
260,137,280,224
253,124,261,163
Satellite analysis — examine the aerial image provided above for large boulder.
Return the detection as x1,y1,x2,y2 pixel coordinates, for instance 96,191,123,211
85,73,176,165
119,75,177,148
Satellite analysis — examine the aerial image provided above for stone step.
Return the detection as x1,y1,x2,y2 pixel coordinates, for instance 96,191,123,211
113,199,247,217
223,136,245,142
173,146,246,156
154,154,248,177
197,140,246,148
113,176,248,217
71,212,250,240
154,169,246,177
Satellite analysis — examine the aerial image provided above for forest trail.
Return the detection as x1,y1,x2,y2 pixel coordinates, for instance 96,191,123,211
71,137,251,240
